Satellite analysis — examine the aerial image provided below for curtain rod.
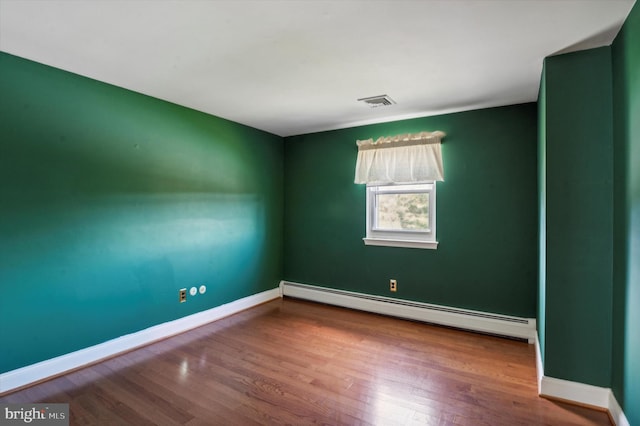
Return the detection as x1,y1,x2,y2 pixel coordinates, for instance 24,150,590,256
356,131,446,150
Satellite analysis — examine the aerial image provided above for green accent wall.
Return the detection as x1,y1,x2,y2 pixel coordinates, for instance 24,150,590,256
538,5,639,416
540,47,614,387
283,104,538,318
612,2,640,423
0,52,283,373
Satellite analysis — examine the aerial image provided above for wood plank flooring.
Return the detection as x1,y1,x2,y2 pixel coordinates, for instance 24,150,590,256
1,297,611,425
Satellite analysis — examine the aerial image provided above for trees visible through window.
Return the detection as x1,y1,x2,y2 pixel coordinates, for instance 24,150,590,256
376,190,429,231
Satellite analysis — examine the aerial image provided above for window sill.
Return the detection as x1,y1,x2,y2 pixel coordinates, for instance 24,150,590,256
363,238,439,250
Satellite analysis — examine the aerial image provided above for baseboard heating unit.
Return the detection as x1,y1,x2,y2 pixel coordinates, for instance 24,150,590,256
280,281,536,343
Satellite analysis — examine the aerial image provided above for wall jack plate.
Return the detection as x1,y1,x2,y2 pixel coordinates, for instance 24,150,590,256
179,288,187,303
390,279,397,292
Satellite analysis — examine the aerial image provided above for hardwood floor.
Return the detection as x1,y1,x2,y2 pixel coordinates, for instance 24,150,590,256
1,297,611,425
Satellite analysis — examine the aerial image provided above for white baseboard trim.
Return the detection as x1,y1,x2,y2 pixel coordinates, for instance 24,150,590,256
0,287,281,395
535,335,629,426
541,376,613,408
609,390,630,426
535,333,544,394
280,280,536,342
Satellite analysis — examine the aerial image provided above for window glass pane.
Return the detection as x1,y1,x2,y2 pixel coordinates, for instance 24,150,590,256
376,192,429,230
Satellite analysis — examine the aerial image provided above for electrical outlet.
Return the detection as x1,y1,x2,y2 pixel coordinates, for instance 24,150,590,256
390,279,397,292
179,288,187,303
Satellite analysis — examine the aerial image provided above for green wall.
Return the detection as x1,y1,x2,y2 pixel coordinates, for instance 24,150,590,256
612,2,640,423
0,52,283,373
283,104,538,318
541,47,614,387
538,5,640,417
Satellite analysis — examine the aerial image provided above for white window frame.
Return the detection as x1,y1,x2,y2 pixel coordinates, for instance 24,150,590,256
363,182,438,250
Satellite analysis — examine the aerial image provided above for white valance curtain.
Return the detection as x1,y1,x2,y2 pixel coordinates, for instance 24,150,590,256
354,131,445,185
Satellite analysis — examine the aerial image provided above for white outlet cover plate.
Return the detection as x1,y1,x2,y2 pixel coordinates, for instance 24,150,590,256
199,285,206,294
189,287,197,296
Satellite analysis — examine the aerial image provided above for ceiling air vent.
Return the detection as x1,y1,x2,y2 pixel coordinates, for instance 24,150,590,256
357,94,396,108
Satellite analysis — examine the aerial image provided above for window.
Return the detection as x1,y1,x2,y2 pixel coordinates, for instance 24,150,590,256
364,182,438,249
354,130,445,249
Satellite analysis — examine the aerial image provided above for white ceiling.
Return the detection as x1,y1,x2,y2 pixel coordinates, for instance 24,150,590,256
0,0,635,137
